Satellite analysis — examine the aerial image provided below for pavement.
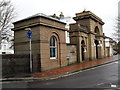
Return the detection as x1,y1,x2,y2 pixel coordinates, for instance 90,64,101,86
1,55,120,82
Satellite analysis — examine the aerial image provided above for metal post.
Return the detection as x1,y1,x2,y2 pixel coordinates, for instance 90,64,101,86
30,38,32,73
25,28,32,73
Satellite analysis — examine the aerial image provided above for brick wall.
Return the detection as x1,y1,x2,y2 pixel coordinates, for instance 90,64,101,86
1,54,30,77
66,44,77,65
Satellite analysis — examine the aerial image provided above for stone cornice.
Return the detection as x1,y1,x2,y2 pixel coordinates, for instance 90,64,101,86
15,40,66,45
69,29,92,35
73,13,104,25
12,22,67,31
69,30,105,38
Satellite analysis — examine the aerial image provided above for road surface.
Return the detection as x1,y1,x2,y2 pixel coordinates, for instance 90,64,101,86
2,60,120,89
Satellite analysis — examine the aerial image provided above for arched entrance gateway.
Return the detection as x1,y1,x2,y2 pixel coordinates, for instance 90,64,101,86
69,11,105,63
94,40,99,59
94,26,102,59
81,40,86,61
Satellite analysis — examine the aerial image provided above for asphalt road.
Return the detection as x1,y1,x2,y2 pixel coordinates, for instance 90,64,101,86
2,60,120,89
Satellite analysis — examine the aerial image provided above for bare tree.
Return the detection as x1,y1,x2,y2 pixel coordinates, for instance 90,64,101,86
0,0,15,49
117,17,120,51
112,17,120,52
112,17,120,41
118,18,120,42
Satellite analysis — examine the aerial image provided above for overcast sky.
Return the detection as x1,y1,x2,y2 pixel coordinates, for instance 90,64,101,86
10,0,119,37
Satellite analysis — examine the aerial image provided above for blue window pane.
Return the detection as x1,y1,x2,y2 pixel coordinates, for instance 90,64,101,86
50,36,57,58
53,48,56,57
52,37,56,46
50,36,56,46
50,38,53,46
50,48,53,57
50,48,56,57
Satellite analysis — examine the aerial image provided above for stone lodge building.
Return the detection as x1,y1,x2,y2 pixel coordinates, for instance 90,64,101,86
69,11,105,62
13,11,108,72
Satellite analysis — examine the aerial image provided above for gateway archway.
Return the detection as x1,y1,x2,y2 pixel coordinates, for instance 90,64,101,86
81,40,86,61
94,40,99,59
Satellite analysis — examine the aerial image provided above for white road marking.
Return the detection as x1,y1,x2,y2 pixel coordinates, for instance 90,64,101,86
114,61,118,64
111,84,117,88
97,83,105,85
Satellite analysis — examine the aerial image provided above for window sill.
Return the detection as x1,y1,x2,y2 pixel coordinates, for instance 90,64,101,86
50,57,57,59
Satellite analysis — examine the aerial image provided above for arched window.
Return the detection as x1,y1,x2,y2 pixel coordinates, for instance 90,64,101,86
50,36,57,59
94,26,100,35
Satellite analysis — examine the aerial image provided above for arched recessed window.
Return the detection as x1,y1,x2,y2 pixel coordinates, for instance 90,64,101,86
95,26,100,35
50,36,57,59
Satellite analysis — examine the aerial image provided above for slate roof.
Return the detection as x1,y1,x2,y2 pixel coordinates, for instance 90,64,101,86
13,13,66,24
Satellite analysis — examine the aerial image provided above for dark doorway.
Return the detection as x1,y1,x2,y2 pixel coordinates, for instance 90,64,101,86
81,47,84,60
81,40,85,61
95,40,99,59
